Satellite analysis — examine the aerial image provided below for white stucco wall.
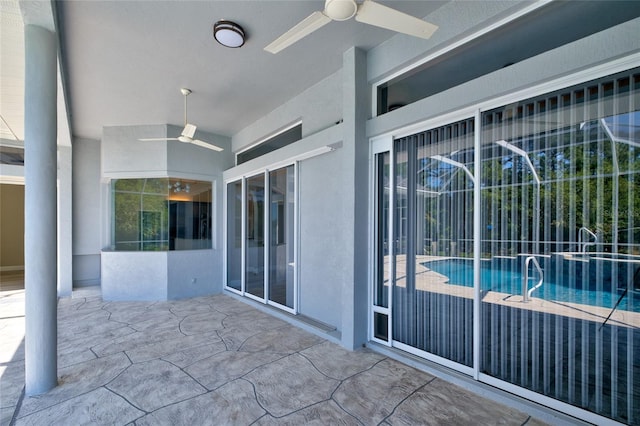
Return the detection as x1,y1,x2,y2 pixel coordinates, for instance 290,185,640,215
224,50,370,346
101,251,168,300
57,145,73,295
72,124,232,299
232,70,342,152
102,125,169,177
72,137,102,287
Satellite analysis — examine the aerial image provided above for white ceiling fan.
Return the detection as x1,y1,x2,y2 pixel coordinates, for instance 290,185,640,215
264,0,438,54
139,88,223,152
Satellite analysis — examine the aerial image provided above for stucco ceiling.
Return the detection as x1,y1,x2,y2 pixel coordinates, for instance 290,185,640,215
56,0,448,141
6,1,638,146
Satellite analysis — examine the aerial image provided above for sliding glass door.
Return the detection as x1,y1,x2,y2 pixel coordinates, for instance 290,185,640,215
226,165,297,313
373,67,639,423
246,174,265,299
226,181,242,291
268,166,295,309
390,119,476,368
479,70,639,423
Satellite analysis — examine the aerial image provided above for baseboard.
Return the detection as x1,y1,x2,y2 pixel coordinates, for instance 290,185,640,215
73,279,101,287
0,266,24,272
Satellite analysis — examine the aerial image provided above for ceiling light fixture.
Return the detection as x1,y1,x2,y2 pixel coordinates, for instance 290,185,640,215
213,20,245,48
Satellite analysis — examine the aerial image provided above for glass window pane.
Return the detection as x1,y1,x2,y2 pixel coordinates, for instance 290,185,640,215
237,124,302,165
168,180,212,250
268,166,295,308
375,152,390,308
374,312,389,342
246,174,265,298
392,118,475,367
480,68,640,423
226,180,242,291
112,178,211,252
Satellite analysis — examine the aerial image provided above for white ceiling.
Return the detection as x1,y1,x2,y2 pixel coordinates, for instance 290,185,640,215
7,1,638,146
56,1,447,141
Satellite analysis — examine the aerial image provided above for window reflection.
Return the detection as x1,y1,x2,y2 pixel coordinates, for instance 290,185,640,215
112,178,212,251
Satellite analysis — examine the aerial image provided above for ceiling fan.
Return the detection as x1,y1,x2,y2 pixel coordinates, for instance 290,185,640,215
139,88,224,152
264,0,438,54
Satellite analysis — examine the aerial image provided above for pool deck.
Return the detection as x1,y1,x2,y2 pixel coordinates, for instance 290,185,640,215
0,286,578,425
392,255,640,329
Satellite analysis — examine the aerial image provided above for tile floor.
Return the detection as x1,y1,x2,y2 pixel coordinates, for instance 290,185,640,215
1,288,556,425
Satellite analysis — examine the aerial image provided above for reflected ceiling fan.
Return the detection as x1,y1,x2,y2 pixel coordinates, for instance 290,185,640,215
264,0,438,54
139,88,223,152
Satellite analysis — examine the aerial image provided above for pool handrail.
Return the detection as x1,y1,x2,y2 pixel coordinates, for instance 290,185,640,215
578,226,598,253
523,255,543,302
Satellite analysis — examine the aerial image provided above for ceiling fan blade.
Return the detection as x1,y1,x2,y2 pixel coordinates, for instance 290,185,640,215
138,138,180,141
182,123,197,139
264,11,331,54
190,139,224,152
355,0,438,39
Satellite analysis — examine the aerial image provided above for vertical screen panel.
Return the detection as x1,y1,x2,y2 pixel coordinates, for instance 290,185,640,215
480,68,640,424
392,118,475,367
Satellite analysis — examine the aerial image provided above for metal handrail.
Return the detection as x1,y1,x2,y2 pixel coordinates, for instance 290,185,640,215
578,226,597,253
522,256,543,302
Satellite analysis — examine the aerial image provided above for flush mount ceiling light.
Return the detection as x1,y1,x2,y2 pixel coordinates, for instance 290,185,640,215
213,20,245,48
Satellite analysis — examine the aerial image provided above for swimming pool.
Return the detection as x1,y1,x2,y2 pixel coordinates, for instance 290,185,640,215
423,257,640,312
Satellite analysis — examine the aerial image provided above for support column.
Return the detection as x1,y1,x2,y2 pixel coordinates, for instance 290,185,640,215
24,24,58,395
341,47,369,349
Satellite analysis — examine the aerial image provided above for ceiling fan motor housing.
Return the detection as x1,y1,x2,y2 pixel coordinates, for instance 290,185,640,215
325,0,358,20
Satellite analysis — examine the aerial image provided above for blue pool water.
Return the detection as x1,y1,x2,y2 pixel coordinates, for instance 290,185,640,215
423,257,640,312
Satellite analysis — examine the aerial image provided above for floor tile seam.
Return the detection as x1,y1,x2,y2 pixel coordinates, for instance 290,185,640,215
99,352,134,391
7,386,24,426
214,329,234,351
146,336,227,364
237,376,272,418
54,351,131,385
327,356,393,402
132,386,214,419
168,305,214,319
166,343,230,370
161,358,210,392
0,315,24,321
87,330,141,357
0,359,25,367
104,383,153,415
92,329,191,357
329,391,369,425
58,324,135,346
269,395,365,423
1,400,21,411
237,352,293,385
69,297,87,311
235,331,271,352
137,385,210,415
56,353,100,370
102,386,155,421
248,412,270,426
15,384,115,420
321,352,394,383
297,351,348,383
378,376,437,425
124,330,225,361
521,415,534,425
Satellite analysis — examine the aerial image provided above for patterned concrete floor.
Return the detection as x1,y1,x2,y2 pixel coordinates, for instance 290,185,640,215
1,289,553,425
